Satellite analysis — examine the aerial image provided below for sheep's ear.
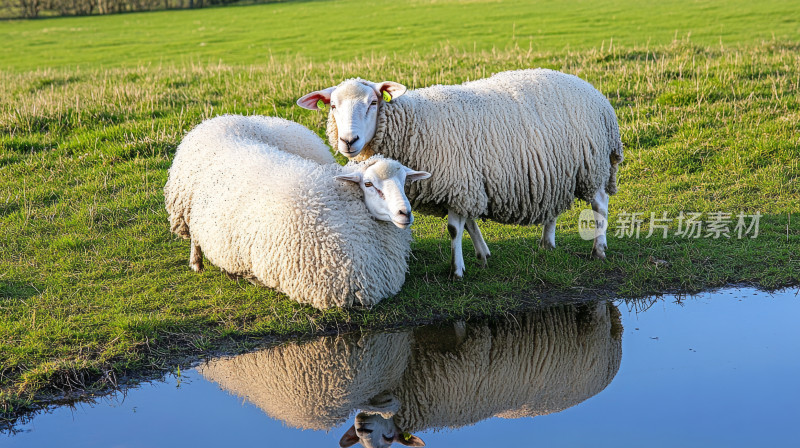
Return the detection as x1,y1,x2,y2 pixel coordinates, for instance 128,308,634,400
297,87,336,110
334,172,362,183
395,432,425,447
339,425,359,448
405,168,431,182
374,81,407,102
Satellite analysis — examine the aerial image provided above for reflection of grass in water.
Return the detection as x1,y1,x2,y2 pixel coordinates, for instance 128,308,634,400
1,6,799,425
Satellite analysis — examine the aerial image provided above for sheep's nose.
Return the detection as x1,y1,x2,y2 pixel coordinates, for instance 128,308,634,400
397,208,409,217
340,136,360,148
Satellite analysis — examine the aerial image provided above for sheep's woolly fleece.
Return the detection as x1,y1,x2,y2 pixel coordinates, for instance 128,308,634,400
197,302,622,432
197,331,412,430
392,301,623,433
164,114,412,309
327,68,624,223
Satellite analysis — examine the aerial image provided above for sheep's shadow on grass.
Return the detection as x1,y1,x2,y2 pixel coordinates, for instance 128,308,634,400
403,212,800,305
407,232,608,286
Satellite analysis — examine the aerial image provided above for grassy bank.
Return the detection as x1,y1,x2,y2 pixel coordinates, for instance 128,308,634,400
1,0,799,426
2,39,798,422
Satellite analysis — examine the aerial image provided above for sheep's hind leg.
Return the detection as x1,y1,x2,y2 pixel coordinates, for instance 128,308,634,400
465,218,491,267
190,238,204,272
447,212,467,280
590,189,610,260
539,218,557,250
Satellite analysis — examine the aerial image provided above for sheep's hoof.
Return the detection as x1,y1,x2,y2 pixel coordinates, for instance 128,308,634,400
449,268,465,281
591,246,607,260
189,258,205,272
539,239,556,251
477,253,490,268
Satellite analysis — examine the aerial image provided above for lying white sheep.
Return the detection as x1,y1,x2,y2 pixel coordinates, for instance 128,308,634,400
198,331,413,431
197,302,622,447
298,69,624,279
164,115,430,309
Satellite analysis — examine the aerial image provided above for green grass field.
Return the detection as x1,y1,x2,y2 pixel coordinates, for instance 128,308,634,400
1,0,799,424
2,0,799,71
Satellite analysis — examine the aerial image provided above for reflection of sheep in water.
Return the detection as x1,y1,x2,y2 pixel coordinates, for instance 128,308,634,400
198,302,623,447
198,331,413,431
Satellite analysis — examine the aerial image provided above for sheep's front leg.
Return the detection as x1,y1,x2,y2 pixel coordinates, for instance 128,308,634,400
190,237,204,272
447,212,467,280
591,190,609,260
465,218,491,267
539,218,557,250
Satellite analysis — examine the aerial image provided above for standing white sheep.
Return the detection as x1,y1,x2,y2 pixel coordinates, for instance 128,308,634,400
341,301,622,448
164,115,430,309
298,69,623,279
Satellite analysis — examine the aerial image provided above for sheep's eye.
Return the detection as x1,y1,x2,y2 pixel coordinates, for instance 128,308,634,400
364,182,373,188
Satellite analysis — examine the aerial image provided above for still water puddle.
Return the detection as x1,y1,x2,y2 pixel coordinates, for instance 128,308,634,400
5,287,799,447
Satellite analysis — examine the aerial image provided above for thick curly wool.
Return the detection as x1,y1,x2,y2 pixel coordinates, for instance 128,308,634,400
326,69,623,223
392,302,623,433
194,302,621,433
197,331,412,430
164,115,412,309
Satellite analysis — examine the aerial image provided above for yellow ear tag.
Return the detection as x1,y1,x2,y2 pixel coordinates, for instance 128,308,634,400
316,99,326,110
402,432,412,441
382,91,392,103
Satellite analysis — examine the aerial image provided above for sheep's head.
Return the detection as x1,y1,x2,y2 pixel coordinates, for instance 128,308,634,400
339,412,425,448
298,79,407,158
335,157,430,229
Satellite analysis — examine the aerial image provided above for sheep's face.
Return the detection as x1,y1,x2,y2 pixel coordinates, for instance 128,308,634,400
297,79,407,158
339,413,425,448
335,159,430,229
